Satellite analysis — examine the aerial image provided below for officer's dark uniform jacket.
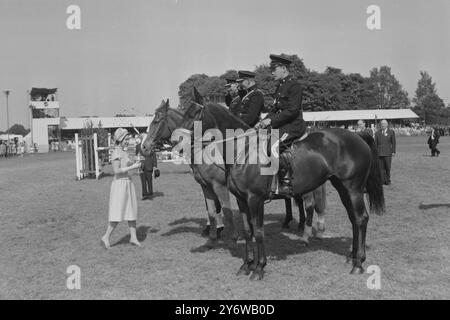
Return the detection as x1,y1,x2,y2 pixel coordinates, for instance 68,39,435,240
239,86,264,127
225,93,233,107
228,89,248,118
229,95,242,117
266,75,306,141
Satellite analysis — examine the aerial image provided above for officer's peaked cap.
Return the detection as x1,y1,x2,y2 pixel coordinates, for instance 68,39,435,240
224,77,237,87
269,54,293,68
236,70,256,82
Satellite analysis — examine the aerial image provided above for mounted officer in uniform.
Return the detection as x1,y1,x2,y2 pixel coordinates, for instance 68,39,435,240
255,54,306,196
235,70,265,127
225,78,237,109
224,77,246,117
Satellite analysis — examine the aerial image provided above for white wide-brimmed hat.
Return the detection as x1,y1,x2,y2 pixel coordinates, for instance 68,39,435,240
113,128,129,143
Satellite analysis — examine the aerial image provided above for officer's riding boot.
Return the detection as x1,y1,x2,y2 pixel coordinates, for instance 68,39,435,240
277,151,293,196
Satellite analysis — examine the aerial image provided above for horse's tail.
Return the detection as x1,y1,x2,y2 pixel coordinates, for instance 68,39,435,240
359,132,386,215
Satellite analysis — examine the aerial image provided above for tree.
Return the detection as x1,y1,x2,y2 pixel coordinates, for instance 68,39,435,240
220,70,239,81
177,57,412,116
369,66,410,109
203,76,227,103
178,74,211,110
254,64,276,108
341,73,378,110
6,124,30,136
412,71,446,124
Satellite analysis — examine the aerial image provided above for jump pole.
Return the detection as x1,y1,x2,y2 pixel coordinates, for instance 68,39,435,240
75,133,82,180
93,133,100,179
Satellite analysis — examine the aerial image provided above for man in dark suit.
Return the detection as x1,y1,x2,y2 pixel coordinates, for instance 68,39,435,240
135,136,159,200
375,119,396,185
356,119,374,137
235,70,265,127
428,127,440,157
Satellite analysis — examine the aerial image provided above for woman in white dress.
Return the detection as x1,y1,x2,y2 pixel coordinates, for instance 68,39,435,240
101,128,142,249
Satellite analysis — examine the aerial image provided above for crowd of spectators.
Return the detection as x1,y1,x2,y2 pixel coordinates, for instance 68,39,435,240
345,123,450,136
0,140,37,158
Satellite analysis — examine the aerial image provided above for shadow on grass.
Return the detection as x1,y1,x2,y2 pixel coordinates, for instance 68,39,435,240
168,217,206,227
419,203,450,210
162,214,351,261
162,170,192,174
146,192,164,200
164,213,290,236
112,225,159,246
223,231,352,262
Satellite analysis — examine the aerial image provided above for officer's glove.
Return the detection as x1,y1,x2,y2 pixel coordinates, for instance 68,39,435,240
255,118,272,130
154,168,160,178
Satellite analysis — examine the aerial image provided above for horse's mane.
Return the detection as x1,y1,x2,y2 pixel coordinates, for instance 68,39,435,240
204,102,250,130
167,107,185,118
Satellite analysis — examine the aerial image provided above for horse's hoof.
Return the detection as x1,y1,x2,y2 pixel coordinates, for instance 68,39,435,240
250,270,264,281
314,232,324,240
204,239,219,249
282,221,291,229
236,264,251,276
217,227,224,239
345,253,353,265
201,226,210,238
231,235,243,242
299,236,309,246
350,266,365,275
249,262,258,271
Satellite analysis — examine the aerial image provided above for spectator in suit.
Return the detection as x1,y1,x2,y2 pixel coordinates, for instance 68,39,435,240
375,119,396,185
135,135,159,200
356,119,374,137
428,127,440,157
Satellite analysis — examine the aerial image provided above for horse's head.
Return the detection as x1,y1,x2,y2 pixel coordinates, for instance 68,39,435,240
141,99,179,155
175,87,217,136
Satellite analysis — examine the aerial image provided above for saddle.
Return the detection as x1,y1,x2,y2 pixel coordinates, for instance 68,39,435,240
267,132,308,198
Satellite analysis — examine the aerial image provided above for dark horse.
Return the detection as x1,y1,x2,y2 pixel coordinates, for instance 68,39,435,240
142,100,327,246
176,98,385,280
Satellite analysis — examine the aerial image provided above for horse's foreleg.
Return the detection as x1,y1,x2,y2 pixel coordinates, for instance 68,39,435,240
203,197,219,249
295,195,306,235
315,210,326,240
314,185,327,240
300,193,314,244
282,198,293,229
249,196,266,281
331,178,367,274
201,196,213,238
236,199,254,276
213,184,239,242
349,191,368,274
213,197,224,232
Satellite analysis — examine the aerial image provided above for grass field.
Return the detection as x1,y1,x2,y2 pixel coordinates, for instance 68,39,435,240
1,136,449,299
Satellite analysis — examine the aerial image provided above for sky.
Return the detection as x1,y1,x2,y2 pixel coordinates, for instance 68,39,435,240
0,0,449,130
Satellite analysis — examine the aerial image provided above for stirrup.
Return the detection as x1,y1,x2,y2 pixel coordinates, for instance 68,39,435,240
277,182,293,197
274,175,293,197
